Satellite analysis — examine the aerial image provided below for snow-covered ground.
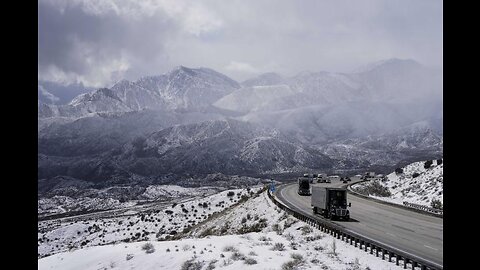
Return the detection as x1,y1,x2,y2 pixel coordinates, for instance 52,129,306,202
38,185,222,217
39,188,402,269
38,187,259,258
353,159,443,207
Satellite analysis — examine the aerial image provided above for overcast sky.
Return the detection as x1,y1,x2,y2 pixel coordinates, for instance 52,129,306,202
38,0,442,87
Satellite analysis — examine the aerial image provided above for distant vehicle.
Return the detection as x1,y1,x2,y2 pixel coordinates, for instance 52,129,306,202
328,175,340,181
317,173,327,183
298,178,311,196
342,179,348,184
355,174,362,178
365,172,375,179
303,173,309,178
345,176,351,182
311,186,350,220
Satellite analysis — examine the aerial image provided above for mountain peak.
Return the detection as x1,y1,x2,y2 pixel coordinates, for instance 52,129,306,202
353,58,422,73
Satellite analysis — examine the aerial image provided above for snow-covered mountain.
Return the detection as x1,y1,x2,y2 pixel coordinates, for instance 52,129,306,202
38,59,442,189
38,66,240,118
241,72,286,87
39,119,334,185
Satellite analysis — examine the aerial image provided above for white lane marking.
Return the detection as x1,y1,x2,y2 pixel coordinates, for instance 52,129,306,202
424,245,439,251
386,232,396,237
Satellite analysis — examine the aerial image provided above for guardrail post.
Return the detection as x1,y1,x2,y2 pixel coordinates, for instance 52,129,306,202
396,255,400,266
381,249,385,260
375,246,378,257
369,243,373,254
388,252,392,262
420,264,426,270
364,242,367,251
403,258,407,269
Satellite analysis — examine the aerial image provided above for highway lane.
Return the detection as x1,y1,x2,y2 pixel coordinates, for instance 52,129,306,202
274,177,443,267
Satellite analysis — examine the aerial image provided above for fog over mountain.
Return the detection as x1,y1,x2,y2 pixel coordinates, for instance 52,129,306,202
38,58,442,191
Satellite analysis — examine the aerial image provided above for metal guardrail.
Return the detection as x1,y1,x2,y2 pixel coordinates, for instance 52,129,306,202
403,202,443,216
266,188,442,270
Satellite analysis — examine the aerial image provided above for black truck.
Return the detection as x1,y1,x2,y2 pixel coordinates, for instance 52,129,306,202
311,186,350,220
298,177,311,195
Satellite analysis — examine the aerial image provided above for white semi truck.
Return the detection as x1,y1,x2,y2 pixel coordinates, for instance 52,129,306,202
311,186,350,220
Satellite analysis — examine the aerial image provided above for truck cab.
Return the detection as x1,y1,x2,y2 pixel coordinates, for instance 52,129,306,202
298,178,311,196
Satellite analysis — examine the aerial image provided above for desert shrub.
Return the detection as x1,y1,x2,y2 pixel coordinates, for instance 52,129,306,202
181,258,204,270
227,191,235,197
284,233,295,241
281,253,305,270
237,219,268,234
248,251,257,256
230,251,246,261
412,172,420,178
244,258,257,265
272,224,284,235
291,253,303,261
424,160,433,169
431,199,443,210
222,245,238,252
271,242,286,251
206,260,217,270
258,236,272,242
126,254,134,261
355,180,391,197
283,218,297,229
301,225,313,235
241,217,247,224
437,159,443,165
395,168,403,174
141,242,155,254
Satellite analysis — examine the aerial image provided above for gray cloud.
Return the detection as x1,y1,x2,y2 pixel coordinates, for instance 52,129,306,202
38,0,442,86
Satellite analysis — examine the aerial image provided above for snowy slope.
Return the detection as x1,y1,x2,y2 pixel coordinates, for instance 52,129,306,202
38,187,262,258
353,159,443,207
39,189,402,270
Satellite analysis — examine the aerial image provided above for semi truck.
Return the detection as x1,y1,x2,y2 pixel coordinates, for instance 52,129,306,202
311,186,350,220
298,177,311,195
317,173,327,183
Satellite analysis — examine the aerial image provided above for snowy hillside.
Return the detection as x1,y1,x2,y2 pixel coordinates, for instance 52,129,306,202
353,159,443,207
39,188,402,270
38,66,240,118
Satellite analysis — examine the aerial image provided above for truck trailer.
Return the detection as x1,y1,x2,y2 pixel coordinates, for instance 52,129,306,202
311,186,350,220
298,178,311,196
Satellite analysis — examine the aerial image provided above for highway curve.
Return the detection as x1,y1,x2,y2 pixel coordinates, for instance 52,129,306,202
274,177,443,268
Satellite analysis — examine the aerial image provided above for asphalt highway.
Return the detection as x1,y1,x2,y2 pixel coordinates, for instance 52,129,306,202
274,177,443,267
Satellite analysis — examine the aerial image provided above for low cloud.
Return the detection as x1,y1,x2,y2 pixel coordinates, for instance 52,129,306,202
38,0,442,87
